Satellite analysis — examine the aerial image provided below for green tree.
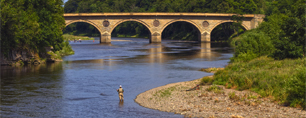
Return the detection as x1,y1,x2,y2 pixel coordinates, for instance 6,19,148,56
231,0,305,60
269,0,306,59
1,0,40,55
34,0,66,51
64,0,82,13
1,0,66,57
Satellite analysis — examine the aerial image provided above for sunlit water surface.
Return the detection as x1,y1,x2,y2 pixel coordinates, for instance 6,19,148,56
1,38,233,117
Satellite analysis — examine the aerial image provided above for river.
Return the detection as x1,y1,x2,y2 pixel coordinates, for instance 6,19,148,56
1,38,233,118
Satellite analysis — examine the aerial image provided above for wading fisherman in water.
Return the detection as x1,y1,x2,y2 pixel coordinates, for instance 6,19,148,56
117,85,124,101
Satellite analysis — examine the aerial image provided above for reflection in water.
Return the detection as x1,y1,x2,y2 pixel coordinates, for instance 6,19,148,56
1,62,62,78
119,101,124,108
143,42,221,64
104,59,120,68
1,38,233,118
200,43,212,59
1,62,64,117
148,43,164,64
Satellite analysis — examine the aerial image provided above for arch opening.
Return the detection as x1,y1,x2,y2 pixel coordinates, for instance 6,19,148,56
64,21,101,37
210,22,247,42
110,21,151,41
161,21,201,41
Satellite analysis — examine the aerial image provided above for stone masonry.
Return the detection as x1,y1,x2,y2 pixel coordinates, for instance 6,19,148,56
64,13,265,43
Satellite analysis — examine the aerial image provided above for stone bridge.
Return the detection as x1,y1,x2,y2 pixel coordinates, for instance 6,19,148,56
64,13,264,43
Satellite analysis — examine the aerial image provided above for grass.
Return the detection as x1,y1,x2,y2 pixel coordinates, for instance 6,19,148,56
64,33,150,40
209,56,306,109
200,67,224,73
228,92,240,101
63,34,95,40
153,86,177,98
200,76,214,85
115,34,149,39
206,85,224,94
246,92,258,99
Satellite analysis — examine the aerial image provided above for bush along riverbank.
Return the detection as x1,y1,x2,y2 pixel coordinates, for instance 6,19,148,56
200,63,305,110
210,56,306,109
0,37,74,66
46,37,74,62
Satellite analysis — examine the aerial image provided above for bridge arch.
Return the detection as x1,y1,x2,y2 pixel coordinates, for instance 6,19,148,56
160,19,202,41
209,20,249,33
209,21,249,42
65,20,102,34
110,19,152,34
161,19,202,34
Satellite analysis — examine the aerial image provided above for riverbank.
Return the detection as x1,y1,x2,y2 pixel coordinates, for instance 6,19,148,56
63,34,95,41
135,76,306,117
1,36,74,66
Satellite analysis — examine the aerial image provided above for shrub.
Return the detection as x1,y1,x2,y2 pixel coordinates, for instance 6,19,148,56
285,65,306,109
206,85,224,94
213,56,306,109
60,41,74,56
230,30,274,62
200,76,214,85
229,92,240,101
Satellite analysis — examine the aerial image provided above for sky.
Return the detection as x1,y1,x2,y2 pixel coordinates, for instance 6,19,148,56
63,0,68,3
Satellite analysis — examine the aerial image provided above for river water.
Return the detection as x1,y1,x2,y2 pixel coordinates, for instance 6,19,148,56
1,38,233,118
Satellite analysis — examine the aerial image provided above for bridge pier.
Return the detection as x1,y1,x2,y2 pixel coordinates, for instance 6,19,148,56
150,32,161,43
100,33,111,43
200,32,211,42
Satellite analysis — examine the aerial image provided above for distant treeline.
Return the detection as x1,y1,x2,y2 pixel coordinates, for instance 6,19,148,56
63,0,267,41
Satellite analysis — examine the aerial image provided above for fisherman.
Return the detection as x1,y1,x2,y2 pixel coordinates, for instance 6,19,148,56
117,85,124,101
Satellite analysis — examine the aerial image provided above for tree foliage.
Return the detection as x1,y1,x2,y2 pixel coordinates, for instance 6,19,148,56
231,0,305,61
1,0,66,57
230,30,274,62
268,0,306,59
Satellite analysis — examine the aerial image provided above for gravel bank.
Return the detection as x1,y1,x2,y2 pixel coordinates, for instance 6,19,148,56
135,76,306,118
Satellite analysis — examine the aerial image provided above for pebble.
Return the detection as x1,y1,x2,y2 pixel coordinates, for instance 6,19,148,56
135,78,306,117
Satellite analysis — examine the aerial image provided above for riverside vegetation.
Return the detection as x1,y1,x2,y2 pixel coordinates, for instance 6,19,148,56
201,0,306,109
63,34,95,41
1,0,74,65
210,57,306,109
48,37,74,61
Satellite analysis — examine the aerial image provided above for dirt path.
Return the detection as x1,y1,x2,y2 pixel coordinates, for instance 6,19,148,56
135,76,306,118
